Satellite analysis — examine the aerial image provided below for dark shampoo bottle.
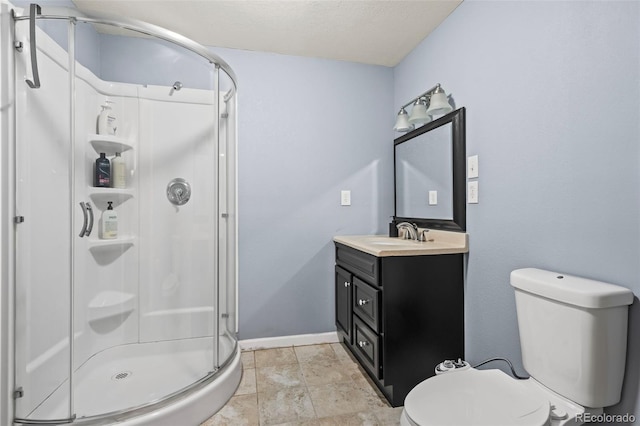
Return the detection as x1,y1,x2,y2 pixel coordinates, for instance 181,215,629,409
95,152,111,187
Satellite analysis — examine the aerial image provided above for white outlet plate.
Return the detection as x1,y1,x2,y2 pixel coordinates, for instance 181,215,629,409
428,190,437,205
468,181,478,204
341,190,351,206
468,155,479,179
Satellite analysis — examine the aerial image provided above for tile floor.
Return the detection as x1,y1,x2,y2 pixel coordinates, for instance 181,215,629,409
201,343,403,425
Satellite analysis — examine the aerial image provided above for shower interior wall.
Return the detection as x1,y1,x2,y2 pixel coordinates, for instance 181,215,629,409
12,20,233,418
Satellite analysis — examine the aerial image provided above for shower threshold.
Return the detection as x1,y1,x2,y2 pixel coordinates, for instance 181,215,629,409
25,335,236,422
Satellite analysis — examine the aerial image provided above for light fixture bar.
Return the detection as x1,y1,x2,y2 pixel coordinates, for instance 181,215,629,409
394,83,453,132
397,83,442,112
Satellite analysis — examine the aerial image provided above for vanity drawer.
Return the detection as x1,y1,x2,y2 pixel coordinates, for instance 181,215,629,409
336,243,379,286
353,316,382,380
353,277,380,333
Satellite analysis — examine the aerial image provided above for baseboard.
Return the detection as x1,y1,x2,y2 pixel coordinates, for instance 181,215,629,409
239,331,339,351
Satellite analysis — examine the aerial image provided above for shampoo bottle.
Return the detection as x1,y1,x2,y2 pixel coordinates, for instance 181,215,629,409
95,153,110,187
100,202,118,240
97,102,112,135
111,152,126,189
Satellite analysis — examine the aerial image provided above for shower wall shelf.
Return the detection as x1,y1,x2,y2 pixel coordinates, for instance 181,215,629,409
89,188,135,207
88,290,136,323
89,134,133,155
88,236,135,252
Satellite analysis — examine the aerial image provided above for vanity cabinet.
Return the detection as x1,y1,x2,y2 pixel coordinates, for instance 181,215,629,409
334,242,464,407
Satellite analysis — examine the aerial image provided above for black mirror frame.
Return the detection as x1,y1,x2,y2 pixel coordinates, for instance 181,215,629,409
393,107,466,232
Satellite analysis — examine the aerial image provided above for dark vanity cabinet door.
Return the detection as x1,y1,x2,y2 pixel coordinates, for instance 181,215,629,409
334,242,464,407
335,266,352,344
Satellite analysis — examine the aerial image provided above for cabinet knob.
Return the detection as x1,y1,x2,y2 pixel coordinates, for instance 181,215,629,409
358,340,370,348
358,299,370,306
344,281,350,287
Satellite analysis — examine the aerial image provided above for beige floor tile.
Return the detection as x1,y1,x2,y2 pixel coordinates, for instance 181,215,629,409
307,381,371,418
255,347,298,368
201,394,259,426
236,368,257,395
208,344,399,426
256,364,305,392
373,406,404,426
258,386,316,425
330,342,357,364
294,344,338,364
242,351,256,369
353,378,392,410
300,360,363,386
320,411,380,425
271,419,323,426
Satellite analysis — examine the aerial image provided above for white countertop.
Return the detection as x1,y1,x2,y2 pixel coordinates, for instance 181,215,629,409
333,230,468,257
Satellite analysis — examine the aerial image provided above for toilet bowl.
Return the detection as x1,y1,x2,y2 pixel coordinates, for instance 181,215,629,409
400,368,601,426
400,268,634,426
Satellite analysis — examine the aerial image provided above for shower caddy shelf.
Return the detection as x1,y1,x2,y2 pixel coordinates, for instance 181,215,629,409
86,133,136,257
88,290,136,323
87,236,136,252
89,187,135,207
89,134,133,155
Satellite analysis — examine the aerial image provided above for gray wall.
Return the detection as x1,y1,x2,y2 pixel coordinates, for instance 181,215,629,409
209,47,394,338
394,0,639,418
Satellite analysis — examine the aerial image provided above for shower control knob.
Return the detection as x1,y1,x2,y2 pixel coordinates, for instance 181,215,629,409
167,178,191,206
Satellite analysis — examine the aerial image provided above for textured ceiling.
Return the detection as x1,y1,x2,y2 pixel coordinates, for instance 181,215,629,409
72,0,462,67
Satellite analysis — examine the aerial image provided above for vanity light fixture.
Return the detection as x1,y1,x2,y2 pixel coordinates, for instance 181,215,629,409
408,97,429,125
394,83,453,132
393,107,414,132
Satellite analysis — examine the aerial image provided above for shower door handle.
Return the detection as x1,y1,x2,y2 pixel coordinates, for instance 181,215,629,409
79,202,94,237
85,202,94,236
79,202,88,237
25,3,42,89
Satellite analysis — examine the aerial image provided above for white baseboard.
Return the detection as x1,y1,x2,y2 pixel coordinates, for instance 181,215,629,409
239,331,339,351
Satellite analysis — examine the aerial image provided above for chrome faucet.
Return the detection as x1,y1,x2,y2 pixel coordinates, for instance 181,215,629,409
396,222,418,240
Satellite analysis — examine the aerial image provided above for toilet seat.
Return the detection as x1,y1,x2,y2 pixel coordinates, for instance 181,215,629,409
403,368,551,426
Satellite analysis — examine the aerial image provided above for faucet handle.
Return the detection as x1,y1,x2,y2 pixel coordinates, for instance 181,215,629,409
418,229,434,242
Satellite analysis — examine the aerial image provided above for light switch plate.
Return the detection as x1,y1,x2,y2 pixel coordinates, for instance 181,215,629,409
468,181,478,204
428,190,438,205
341,190,351,206
468,155,479,179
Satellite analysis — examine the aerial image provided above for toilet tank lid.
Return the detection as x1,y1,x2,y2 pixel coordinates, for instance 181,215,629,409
511,268,634,309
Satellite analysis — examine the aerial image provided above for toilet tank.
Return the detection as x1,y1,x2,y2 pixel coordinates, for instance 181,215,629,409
510,268,634,408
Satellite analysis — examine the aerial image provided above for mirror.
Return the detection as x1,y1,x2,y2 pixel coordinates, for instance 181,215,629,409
393,107,466,232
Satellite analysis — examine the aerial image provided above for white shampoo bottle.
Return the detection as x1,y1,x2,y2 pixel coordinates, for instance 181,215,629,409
97,102,112,135
100,201,118,239
111,152,126,189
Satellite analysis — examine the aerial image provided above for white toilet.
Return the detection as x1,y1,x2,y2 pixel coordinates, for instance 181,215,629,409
401,268,635,426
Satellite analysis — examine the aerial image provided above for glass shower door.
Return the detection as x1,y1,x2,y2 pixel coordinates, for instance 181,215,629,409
13,14,74,423
12,7,238,422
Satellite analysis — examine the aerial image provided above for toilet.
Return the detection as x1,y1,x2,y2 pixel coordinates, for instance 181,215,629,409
401,268,635,426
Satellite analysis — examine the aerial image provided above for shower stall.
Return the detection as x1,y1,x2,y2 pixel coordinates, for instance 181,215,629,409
1,3,239,424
